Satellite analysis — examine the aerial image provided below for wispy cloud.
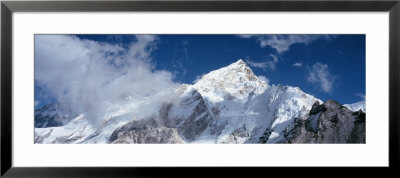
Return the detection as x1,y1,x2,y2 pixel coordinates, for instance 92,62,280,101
238,35,334,53
257,75,270,85
237,35,256,39
182,39,189,54
307,62,335,93
192,73,206,84
246,59,268,69
169,39,190,82
293,62,303,67
356,93,366,100
246,54,279,71
35,35,180,129
266,54,279,71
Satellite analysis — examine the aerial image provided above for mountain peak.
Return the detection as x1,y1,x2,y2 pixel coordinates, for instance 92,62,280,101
235,59,246,65
192,59,268,102
196,59,258,84
228,59,250,71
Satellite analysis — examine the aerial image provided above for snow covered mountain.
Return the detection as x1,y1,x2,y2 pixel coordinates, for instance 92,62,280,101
344,101,366,112
34,103,76,128
35,59,363,144
174,59,321,143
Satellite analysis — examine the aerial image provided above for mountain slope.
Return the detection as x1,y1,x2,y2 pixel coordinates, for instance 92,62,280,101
285,100,366,143
344,101,366,112
107,59,321,144
34,59,363,144
34,103,76,128
109,87,214,143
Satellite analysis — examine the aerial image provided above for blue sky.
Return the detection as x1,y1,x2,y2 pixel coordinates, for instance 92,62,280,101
35,34,365,109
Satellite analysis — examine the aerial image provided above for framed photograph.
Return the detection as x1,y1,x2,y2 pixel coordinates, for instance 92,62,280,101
1,0,399,177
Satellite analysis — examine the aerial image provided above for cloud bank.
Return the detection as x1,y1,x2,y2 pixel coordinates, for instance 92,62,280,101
35,35,180,129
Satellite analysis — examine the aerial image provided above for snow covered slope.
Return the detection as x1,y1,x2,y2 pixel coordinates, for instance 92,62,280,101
34,91,151,143
193,59,268,102
182,59,321,143
34,103,76,128
35,59,323,144
344,101,366,112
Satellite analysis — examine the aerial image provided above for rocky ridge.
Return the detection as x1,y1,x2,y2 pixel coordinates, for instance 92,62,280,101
284,100,366,143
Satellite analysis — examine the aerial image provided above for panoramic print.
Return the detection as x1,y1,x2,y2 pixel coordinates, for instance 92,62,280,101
34,34,366,144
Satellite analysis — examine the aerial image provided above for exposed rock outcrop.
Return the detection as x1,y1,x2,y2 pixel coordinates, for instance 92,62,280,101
177,90,214,141
284,100,366,143
109,88,213,143
34,103,76,128
109,117,184,144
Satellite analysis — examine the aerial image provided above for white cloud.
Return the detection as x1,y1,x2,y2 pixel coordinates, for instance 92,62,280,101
238,35,333,53
257,75,270,85
246,54,279,71
293,62,303,67
192,73,206,84
236,35,257,38
356,93,366,100
245,59,267,69
265,54,279,71
35,35,180,129
307,62,335,93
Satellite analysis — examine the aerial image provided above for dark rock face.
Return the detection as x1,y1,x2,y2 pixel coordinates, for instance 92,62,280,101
258,129,272,143
178,90,213,141
34,103,76,128
285,100,366,143
309,101,327,115
109,89,213,143
109,117,184,144
159,103,175,128
348,110,366,143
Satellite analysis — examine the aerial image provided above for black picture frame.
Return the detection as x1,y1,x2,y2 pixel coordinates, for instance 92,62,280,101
1,0,399,177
